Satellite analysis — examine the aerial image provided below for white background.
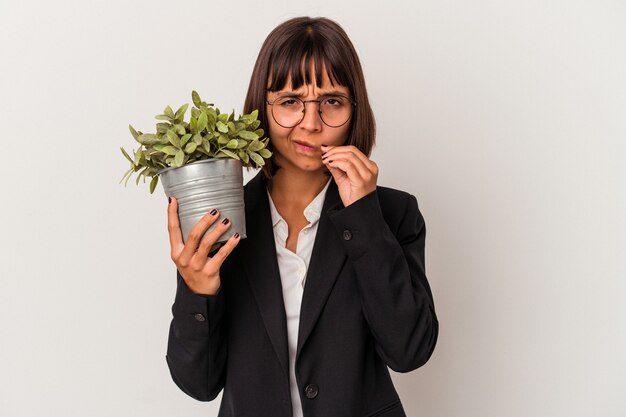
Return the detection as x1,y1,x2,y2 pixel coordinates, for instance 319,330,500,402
0,0,624,416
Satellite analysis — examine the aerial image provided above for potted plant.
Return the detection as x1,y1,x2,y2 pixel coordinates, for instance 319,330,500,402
120,90,272,244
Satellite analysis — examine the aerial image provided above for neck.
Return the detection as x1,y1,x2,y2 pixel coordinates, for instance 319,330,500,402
267,169,330,208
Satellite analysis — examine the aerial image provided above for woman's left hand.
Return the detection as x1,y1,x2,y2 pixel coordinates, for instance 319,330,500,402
321,144,378,207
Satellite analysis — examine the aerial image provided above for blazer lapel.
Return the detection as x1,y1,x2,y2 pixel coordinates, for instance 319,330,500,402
296,178,348,360
240,171,289,376
240,171,348,371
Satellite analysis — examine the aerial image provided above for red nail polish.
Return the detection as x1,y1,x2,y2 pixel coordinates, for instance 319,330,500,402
234,232,240,239
222,218,230,225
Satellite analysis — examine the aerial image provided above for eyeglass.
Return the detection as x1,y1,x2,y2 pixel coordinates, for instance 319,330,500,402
266,94,356,128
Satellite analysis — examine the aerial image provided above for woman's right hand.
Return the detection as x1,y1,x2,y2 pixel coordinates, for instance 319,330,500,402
167,196,241,295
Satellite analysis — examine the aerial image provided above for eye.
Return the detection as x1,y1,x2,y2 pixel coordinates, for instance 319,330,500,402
322,96,345,106
276,97,300,107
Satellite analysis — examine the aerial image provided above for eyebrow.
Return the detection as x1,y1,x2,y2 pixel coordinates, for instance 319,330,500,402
272,90,349,97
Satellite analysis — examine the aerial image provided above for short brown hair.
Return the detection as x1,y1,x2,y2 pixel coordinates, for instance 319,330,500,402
243,16,376,179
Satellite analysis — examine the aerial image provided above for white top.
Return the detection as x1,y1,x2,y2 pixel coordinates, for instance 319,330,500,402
266,178,332,417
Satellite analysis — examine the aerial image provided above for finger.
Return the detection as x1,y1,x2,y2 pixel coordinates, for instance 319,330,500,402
322,146,375,171
323,153,371,182
192,216,233,264
325,162,345,178
204,231,242,273
167,197,185,257
325,158,377,192
209,242,224,254
179,208,221,264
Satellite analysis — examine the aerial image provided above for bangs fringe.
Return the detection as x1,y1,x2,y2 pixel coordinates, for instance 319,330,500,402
267,30,348,92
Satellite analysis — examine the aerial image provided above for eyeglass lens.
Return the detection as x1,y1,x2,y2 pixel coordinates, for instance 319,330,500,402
271,96,352,127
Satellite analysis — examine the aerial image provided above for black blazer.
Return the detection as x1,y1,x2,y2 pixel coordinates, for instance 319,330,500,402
166,170,438,417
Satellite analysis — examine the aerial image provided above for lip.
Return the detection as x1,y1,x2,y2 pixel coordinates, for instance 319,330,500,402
293,140,318,153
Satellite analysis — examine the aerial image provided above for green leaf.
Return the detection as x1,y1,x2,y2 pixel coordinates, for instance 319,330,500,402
258,148,272,158
236,139,247,148
218,134,230,144
174,103,189,120
237,130,257,140
217,112,228,124
180,133,192,147
149,176,159,194
226,139,238,149
174,150,184,167
156,123,170,134
120,147,133,164
167,130,181,148
129,124,139,139
217,149,240,160
189,117,197,133
239,149,250,164
137,134,159,145
197,111,208,132
164,105,175,118
184,142,197,153
174,124,186,135
119,167,133,185
207,108,217,127
242,109,259,123
216,121,228,133
192,90,202,108
136,166,148,185
161,146,179,156
248,151,265,166
248,138,264,152
202,138,211,154
155,114,173,122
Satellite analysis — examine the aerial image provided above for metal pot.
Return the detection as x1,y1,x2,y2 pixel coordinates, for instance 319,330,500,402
157,158,246,244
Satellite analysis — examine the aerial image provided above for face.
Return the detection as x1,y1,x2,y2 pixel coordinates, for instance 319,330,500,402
266,62,352,175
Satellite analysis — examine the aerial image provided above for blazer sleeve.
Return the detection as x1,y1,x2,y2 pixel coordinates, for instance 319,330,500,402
327,189,439,372
165,270,227,401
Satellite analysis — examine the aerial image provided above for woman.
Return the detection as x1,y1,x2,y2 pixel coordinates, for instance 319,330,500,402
165,16,438,417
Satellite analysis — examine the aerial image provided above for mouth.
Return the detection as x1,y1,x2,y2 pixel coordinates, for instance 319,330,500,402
293,140,318,153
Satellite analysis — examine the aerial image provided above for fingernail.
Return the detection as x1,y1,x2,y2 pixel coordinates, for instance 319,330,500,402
222,218,230,225
233,232,240,239
210,209,217,216
168,197,171,204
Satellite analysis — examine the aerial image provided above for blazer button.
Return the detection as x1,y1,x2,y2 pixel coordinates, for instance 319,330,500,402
342,229,352,241
194,313,206,322
304,384,319,399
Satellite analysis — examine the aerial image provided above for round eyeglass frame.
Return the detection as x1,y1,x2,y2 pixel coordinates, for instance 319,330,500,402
266,94,357,128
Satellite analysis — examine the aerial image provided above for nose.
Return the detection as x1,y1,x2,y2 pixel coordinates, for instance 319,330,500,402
297,100,323,131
